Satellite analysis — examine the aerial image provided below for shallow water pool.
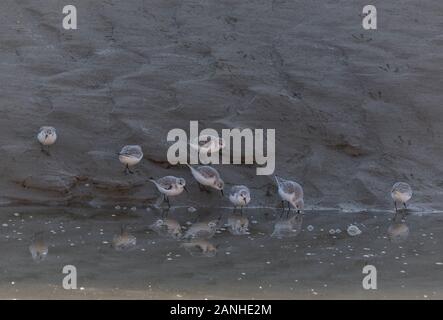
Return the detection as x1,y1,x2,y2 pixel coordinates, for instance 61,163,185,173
0,206,441,299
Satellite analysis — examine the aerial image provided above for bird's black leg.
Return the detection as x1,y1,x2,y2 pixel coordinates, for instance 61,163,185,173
403,202,407,210
394,201,398,212
279,201,286,219
163,194,170,209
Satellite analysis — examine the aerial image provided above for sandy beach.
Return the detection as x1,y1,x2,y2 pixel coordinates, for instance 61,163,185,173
1,0,443,210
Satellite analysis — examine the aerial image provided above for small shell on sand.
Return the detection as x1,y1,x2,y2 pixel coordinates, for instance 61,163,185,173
347,225,362,236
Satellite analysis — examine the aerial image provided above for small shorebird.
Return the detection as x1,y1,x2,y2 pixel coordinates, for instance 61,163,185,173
186,164,224,195
29,232,49,262
37,126,57,155
183,219,219,239
391,182,412,212
229,185,251,214
275,175,304,216
118,145,143,174
148,176,187,208
189,135,226,155
112,225,137,251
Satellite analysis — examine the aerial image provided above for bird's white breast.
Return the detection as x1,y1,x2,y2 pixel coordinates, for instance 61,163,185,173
37,132,57,145
278,187,293,202
391,191,411,203
160,185,184,196
119,155,141,166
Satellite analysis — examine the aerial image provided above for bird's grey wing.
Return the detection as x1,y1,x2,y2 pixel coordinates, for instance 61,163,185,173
282,181,296,194
156,176,176,189
230,185,242,195
121,145,142,156
119,147,134,156
198,166,218,179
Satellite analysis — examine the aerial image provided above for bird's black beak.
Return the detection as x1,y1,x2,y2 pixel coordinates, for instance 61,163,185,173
184,186,189,193
220,189,224,196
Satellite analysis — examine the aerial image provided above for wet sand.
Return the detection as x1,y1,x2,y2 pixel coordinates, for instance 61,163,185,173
1,0,443,300
1,1,443,211
0,206,442,299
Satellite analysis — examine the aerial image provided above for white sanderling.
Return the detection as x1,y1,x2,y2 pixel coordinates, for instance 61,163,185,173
229,185,251,214
391,182,412,212
186,164,224,195
181,240,218,257
150,218,183,239
29,232,49,262
183,219,220,239
275,175,304,216
112,225,137,251
189,134,226,155
118,145,143,174
148,176,187,208
37,126,57,155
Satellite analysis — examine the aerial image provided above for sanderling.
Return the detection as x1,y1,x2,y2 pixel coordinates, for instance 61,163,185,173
181,240,218,257
183,219,220,239
275,175,304,216
148,176,187,208
112,225,137,251
37,126,57,155
186,164,224,195
29,232,48,262
391,182,412,212
150,218,183,239
118,145,143,174
229,185,251,214
189,134,226,155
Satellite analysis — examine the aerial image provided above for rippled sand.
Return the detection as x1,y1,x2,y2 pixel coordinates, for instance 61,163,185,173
0,206,442,299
